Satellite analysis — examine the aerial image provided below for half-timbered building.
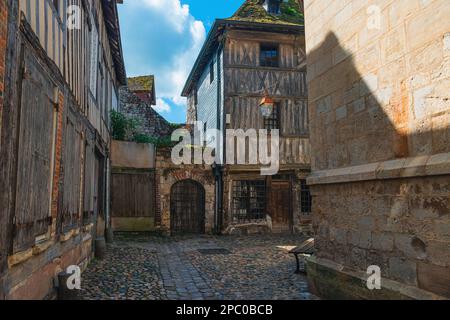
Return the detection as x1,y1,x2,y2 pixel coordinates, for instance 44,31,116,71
181,0,311,235
0,0,126,299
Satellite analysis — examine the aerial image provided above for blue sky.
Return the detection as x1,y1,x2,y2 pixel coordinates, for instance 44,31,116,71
118,0,243,123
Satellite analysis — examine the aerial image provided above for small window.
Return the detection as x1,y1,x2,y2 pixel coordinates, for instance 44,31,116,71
232,180,266,223
209,62,214,84
299,180,312,215
52,0,59,12
264,103,280,131
267,0,281,15
260,44,279,68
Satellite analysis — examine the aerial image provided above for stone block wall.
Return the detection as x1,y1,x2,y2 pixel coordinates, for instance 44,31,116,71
312,176,450,297
119,87,175,139
304,0,450,299
155,148,215,234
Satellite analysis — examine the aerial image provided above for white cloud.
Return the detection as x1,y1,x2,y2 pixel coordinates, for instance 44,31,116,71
121,0,206,113
153,98,171,113
142,0,190,33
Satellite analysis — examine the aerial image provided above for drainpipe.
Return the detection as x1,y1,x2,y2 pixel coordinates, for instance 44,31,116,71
212,164,223,234
214,43,224,234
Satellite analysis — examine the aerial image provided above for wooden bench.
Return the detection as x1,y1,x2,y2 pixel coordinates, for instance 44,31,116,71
289,238,315,274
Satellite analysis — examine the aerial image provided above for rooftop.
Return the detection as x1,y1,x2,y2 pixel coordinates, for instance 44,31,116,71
227,0,304,26
127,75,155,92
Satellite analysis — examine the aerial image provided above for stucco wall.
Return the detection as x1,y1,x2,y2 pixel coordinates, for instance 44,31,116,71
111,140,155,169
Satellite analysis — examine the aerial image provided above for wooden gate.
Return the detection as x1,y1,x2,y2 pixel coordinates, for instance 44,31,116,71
111,171,155,218
269,181,292,233
170,180,205,234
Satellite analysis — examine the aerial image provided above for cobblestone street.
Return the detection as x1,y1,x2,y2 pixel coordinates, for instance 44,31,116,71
81,234,317,300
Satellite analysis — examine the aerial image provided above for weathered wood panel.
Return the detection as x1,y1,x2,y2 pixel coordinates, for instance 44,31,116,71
225,31,305,69
82,133,95,225
225,68,307,98
281,99,309,136
13,48,57,252
269,181,291,233
60,106,83,232
111,172,155,218
226,96,310,165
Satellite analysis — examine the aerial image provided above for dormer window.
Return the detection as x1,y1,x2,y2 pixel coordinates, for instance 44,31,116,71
267,0,281,15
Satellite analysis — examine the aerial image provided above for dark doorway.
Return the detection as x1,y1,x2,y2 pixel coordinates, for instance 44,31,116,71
170,180,205,234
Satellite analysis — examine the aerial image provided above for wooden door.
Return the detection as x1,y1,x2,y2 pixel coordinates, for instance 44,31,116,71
269,181,292,233
170,180,205,234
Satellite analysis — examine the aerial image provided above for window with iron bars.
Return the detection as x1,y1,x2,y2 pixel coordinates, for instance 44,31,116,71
232,180,266,223
299,180,312,215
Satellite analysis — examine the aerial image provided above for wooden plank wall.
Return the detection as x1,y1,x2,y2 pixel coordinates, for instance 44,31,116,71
18,0,119,144
224,30,310,166
111,172,156,218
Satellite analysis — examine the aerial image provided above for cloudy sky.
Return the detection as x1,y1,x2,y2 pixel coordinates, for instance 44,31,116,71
118,0,243,123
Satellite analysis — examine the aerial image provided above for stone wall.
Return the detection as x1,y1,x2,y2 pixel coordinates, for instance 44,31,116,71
119,86,175,139
155,148,215,234
304,0,450,299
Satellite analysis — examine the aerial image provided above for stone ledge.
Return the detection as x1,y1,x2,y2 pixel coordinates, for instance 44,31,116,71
306,256,447,300
307,152,450,185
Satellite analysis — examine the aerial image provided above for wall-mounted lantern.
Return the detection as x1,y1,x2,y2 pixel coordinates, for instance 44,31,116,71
259,93,274,118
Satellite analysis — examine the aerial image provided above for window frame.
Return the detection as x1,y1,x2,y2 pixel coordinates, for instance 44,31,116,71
299,180,312,215
267,0,281,15
260,43,280,68
232,180,267,223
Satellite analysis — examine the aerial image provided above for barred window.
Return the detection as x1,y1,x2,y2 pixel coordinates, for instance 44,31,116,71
232,180,266,222
299,180,312,214
260,44,279,68
264,104,280,130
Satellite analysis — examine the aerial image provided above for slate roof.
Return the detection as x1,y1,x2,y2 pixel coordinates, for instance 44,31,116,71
227,0,304,26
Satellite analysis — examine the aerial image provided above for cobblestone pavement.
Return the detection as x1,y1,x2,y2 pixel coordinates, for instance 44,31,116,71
82,233,318,300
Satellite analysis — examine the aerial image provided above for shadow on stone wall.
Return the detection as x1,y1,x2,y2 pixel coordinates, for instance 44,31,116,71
308,32,449,172
306,32,450,298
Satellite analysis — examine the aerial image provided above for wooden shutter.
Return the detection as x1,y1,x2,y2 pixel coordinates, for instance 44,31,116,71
13,49,57,252
60,106,82,232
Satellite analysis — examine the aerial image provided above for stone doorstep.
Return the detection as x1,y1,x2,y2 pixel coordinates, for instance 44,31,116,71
306,256,448,300
307,152,450,185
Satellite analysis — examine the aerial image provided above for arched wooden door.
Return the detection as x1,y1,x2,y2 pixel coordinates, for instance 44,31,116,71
170,180,205,234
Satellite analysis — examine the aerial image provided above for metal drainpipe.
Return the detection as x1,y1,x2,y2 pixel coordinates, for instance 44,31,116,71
214,44,224,234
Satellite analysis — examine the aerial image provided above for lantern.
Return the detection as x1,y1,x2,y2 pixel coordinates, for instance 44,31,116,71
259,95,274,118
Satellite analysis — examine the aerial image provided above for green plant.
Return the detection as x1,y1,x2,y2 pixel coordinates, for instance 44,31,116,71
111,110,136,140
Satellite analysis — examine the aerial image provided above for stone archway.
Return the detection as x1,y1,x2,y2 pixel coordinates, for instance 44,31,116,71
170,179,205,234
